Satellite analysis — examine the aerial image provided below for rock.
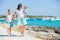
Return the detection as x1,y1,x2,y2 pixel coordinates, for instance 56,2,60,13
54,29,60,34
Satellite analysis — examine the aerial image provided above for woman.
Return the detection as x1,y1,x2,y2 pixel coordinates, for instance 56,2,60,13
15,3,26,37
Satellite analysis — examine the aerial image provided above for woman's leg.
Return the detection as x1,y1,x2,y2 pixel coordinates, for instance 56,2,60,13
22,25,25,36
19,26,25,37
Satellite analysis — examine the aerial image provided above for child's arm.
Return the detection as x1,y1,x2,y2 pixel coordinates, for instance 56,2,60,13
13,13,17,20
15,10,18,18
5,15,7,20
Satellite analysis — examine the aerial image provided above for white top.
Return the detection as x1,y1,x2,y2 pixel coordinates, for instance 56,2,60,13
16,9,24,18
23,10,28,14
6,15,12,22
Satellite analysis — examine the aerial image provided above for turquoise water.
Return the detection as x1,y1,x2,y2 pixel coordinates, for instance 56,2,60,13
0,19,60,28
26,19,60,28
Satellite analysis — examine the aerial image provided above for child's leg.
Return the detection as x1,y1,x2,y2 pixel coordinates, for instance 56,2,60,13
7,27,11,37
7,22,13,37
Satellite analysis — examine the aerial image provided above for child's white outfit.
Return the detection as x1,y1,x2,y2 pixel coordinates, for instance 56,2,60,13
6,15,13,28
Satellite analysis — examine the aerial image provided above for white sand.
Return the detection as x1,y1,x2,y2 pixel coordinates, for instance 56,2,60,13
0,25,39,40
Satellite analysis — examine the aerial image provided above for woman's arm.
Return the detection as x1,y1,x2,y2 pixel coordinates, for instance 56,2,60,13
24,13,26,18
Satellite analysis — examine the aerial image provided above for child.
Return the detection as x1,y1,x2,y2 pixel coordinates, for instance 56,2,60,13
13,12,17,24
23,6,28,18
6,9,13,37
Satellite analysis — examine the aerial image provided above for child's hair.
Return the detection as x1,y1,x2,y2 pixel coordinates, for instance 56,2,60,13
24,6,28,9
8,9,11,15
15,12,16,14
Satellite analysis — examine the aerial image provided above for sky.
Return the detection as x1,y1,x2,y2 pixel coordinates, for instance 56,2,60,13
0,0,60,16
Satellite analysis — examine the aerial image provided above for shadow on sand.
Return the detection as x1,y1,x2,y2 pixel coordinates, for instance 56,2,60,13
0,35,19,37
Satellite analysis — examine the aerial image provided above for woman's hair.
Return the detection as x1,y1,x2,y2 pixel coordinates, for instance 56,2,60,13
17,3,22,10
8,9,11,12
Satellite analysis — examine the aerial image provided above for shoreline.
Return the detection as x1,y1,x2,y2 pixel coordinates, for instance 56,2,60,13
26,26,60,40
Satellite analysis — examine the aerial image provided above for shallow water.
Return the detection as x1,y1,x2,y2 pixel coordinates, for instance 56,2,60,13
27,20,60,28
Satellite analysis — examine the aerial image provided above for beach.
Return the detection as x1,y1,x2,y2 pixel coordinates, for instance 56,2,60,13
0,23,60,40
0,0,60,40
0,23,40,40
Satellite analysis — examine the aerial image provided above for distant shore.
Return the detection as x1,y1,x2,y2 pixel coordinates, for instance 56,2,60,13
0,15,60,18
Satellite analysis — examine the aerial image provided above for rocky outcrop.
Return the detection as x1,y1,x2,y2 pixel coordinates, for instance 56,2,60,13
26,26,60,40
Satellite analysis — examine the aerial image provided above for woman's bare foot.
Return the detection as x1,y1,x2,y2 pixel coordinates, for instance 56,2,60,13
8,34,11,37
